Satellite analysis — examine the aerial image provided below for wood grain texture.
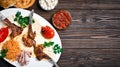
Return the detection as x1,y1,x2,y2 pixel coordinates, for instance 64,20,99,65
0,0,120,67
29,0,120,10
58,0,120,10
58,49,120,67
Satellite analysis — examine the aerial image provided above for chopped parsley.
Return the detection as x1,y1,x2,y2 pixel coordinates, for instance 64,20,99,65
53,44,63,54
14,11,35,28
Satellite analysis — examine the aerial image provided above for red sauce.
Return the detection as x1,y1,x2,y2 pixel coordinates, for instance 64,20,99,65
52,10,72,30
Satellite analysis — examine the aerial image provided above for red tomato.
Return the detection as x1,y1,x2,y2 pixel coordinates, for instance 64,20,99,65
41,26,55,39
0,27,9,43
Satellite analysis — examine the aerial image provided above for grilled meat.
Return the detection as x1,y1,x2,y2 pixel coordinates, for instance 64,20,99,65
22,24,36,47
22,35,36,47
28,24,36,39
34,45,50,60
3,18,23,38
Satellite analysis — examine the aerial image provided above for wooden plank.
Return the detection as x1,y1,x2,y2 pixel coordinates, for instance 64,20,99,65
65,10,120,29
29,0,120,10
58,49,120,67
59,29,120,38
61,39,120,49
58,0,120,10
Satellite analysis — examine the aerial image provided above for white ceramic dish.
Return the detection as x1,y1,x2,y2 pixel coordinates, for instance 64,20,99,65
0,8,62,67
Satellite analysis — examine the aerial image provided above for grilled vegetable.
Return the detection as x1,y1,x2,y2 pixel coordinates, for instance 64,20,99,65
41,25,55,39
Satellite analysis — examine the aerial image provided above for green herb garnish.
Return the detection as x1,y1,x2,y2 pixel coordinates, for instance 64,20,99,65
43,41,62,54
14,11,35,28
43,41,54,48
0,49,8,58
15,11,21,17
53,44,62,54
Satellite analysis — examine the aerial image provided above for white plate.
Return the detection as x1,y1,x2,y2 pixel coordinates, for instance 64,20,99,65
0,8,62,67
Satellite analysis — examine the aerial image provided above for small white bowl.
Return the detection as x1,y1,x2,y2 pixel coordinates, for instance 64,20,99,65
39,0,58,11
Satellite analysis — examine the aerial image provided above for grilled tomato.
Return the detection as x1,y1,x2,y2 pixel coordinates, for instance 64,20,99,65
41,25,55,39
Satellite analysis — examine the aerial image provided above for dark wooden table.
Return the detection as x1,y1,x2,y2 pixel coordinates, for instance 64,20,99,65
0,0,120,67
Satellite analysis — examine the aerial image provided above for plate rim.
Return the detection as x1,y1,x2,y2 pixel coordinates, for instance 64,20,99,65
0,8,62,67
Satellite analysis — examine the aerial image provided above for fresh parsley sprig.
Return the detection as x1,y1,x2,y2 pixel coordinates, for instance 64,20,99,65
0,49,8,59
43,41,63,54
43,41,54,48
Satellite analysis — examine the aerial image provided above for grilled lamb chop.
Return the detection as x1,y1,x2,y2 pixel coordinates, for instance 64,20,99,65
34,44,50,60
3,18,23,38
22,24,36,47
28,24,36,39
22,35,36,47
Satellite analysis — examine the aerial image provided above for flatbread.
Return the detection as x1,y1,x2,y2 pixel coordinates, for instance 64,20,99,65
14,0,35,8
0,0,18,8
